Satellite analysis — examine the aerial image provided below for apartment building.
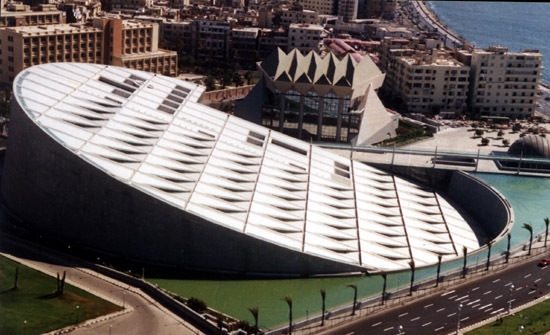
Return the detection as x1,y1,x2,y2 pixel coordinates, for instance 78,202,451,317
231,27,259,66
337,0,358,22
279,7,319,26
384,50,470,117
288,23,326,53
457,46,543,118
162,20,193,53
111,0,152,10
0,2,65,27
364,0,396,19
192,20,231,61
0,24,103,83
297,0,336,16
94,18,177,77
258,27,288,58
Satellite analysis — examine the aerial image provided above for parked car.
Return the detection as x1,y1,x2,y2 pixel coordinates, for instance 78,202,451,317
538,257,550,267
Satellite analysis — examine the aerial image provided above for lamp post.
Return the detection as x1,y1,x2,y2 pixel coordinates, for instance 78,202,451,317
397,324,404,335
508,284,515,314
123,292,126,309
75,305,80,323
456,303,463,335
519,325,524,333
109,325,112,335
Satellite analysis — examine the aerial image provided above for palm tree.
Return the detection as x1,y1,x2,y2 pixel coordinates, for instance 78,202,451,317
409,260,415,296
347,284,358,316
462,246,468,278
248,307,259,335
320,289,326,326
486,240,493,271
523,223,533,256
435,254,442,287
506,233,511,263
544,218,549,248
381,272,387,305
284,296,292,335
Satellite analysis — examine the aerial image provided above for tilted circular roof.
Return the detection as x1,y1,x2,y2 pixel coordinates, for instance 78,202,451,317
508,135,550,158
13,63,483,273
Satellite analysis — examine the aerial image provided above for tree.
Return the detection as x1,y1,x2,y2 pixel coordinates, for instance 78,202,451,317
232,72,244,87
512,123,522,132
435,254,442,287
486,240,493,271
544,217,549,248
506,233,511,263
222,71,233,87
462,246,468,278
497,130,504,137
248,306,259,335
284,296,292,335
475,129,484,137
320,289,326,326
204,75,216,92
481,137,490,146
381,272,387,305
408,260,415,296
523,223,533,256
244,70,253,85
13,267,18,290
347,284,358,316
503,139,510,147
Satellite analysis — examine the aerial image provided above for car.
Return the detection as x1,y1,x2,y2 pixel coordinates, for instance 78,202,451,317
538,258,550,267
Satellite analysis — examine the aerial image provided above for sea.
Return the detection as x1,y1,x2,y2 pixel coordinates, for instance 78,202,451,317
426,1,550,84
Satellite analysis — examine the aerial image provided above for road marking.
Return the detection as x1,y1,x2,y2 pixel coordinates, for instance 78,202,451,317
460,316,470,322
383,327,394,332
447,313,456,317
424,303,434,308
494,295,503,300
455,295,469,301
441,290,456,297
485,307,493,313
528,290,536,295
398,312,408,318
472,303,481,308
410,317,420,322
435,326,444,332
344,333,354,335
371,322,382,327
472,286,480,291
479,303,492,310
491,308,505,315
516,287,523,291
547,282,550,287
510,299,516,303
535,278,541,283
467,299,480,306
436,308,445,312
422,322,432,327
448,295,458,300
492,278,501,283
524,273,532,279
504,282,512,287
483,290,492,295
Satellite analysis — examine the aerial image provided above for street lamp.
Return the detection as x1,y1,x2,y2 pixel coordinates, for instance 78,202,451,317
508,284,515,314
397,324,404,335
456,303,463,335
122,292,126,309
519,325,524,333
75,305,80,323
109,325,113,335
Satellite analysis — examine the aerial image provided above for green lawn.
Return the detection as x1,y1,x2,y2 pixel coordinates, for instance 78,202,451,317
466,298,550,335
0,255,120,335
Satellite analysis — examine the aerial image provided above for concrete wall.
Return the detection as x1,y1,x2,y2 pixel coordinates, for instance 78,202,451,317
1,101,363,277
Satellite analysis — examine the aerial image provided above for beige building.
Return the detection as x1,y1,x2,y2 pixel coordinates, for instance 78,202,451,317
94,18,177,77
111,0,152,10
457,46,543,118
384,50,470,117
280,7,319,26
0,2,65,27
288,23,326,53
297,0,336,16
0,24,103,83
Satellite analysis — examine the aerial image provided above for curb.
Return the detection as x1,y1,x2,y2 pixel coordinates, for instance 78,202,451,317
42,308,133,335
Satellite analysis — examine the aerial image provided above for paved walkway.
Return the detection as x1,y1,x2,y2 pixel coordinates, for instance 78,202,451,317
0,234,203,335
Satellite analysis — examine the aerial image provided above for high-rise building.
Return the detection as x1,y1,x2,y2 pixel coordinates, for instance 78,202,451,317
0,2,65,27
337,0,358,22
457,46,543,118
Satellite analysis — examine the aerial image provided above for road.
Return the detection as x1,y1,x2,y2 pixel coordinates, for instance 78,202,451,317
0,233,203,335
323,256,550,335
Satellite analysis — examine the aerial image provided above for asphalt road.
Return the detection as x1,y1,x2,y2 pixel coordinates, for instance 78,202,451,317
324,256,550,335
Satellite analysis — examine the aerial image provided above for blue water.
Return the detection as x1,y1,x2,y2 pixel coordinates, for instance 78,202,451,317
427,1,550,83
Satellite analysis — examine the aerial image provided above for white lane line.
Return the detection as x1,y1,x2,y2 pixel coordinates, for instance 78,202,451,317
424,303,434,308
472,303,481,308
483,290,492,295
344,332,354,335
410,317,420,322
371,322,382,327
447,312,456,317
455,295,469,301
491,308,505,315
441,290,456,297
472,286,480,291
479,303,492,310
422,322,432,327
460,317,470,322
398,312,408,318
436,308,445,312
448,295,458,300
467,299,481,306
494,295,503,300
535,278,541,283
492,278,501,283
510,299,516,303
485,307,494,313
504,282,512,287
383,326,394,332
524,273,532,279
435,326,444,332
547,282,550,286
529,290,536,295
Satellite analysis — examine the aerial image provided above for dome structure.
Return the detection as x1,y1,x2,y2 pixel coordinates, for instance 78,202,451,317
508,135,550,158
